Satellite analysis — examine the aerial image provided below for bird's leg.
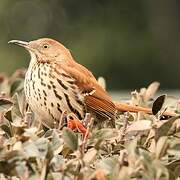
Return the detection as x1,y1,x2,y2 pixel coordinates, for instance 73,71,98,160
67,114,89,137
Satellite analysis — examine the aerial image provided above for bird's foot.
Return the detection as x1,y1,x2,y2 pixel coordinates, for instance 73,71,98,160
67,114,89,138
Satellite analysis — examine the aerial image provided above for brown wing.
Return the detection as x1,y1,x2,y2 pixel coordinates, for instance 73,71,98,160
60,61,116,119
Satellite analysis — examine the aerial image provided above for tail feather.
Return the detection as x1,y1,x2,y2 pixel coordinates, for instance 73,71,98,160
114,102,176,117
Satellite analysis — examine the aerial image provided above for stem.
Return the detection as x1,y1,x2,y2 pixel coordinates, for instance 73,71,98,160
119,112,129,142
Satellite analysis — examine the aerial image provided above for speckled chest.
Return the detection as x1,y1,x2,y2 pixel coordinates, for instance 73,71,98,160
24,62,86,128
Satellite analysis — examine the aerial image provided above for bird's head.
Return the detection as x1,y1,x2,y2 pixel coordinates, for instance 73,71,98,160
8,38,73,64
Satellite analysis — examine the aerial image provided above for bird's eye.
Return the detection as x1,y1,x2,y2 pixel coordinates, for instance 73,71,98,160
43,44,49,49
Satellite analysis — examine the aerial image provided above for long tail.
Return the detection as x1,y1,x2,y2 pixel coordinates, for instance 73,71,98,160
114,102,176,117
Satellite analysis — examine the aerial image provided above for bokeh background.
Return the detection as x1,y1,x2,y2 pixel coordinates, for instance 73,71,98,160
0,0,180,90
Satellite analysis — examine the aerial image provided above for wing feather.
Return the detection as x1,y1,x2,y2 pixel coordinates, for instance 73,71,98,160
58,61,116,119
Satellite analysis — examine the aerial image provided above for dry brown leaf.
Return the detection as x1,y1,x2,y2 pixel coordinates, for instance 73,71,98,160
144,81,160,101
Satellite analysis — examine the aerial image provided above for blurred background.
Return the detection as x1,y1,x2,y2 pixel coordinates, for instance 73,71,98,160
0,0,180,91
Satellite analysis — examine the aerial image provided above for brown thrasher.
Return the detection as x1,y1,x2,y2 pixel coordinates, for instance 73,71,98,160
8,38,175,135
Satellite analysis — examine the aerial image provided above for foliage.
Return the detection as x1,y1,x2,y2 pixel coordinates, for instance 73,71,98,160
0,70,179,180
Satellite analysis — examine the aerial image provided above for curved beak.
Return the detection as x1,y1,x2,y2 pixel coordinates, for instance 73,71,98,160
8,40,29,47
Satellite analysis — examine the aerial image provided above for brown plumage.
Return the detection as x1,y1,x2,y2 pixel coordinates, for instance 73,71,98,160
8,38,175,129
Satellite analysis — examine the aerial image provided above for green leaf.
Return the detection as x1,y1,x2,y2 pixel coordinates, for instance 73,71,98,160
96,157,118,174
155,116,180,140
1,123,12,137
62,128,78,151
174,165,180,178
15,161,28,179
126,120,152,132
23,127,38,137
168,142,180,157
24,138,49,159
24,142,39,158
11,93,23,118
35,138,49,159
10,78,24,95
83,148,97,164
50,130,63,152
166,159,180,174
47,172,71,180
155,136,168,159
50,155,65,171
91,128,118,140
0,98,13,112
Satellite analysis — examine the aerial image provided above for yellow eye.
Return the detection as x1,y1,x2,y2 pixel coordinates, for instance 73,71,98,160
43,44,49,49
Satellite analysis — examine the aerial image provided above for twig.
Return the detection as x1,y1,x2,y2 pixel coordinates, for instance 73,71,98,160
58,111,67,130
119,112,129,142
81,115,93,155
83,113,91,127
40,159,47,180
24,106,33,127
119,149,127,168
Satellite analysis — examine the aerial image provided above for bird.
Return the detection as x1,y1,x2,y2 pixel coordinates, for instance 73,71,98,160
8,38,175,135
